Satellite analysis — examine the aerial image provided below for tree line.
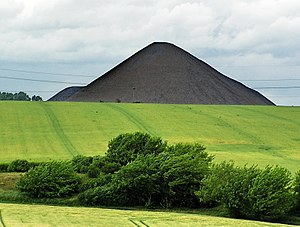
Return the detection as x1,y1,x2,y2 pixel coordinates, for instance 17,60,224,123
0,91,43,101
9,132,300,222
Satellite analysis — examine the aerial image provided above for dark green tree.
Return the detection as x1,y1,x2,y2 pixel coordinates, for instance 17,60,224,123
31,95,43,101
14,91,30,101
17,161,81,198
293,170,300,212
79,139,213,208
198,163,294,221
196,161,236,207
106,132,167,166
7,159,30,172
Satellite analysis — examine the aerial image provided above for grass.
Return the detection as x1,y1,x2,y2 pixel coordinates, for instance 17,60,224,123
0,173,22,191
0,203,295,227
0,101,299,172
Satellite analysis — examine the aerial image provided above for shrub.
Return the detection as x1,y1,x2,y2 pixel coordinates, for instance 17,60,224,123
79,142,213,208
160,143,213,207
245,166,293,220
0,163,9,172
71,155,93,173
80,174,112,191
198,163,294,220
106,132,167,166
199,164,294,221
196,161,236,207
87,164,100,178
100,162,122,174
92,155,107,168
7,159,30,172
17,161,81,198
294,170,300,212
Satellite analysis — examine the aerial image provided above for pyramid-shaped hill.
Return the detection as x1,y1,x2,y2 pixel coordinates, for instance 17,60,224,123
67,42,275,105
48,86,83,101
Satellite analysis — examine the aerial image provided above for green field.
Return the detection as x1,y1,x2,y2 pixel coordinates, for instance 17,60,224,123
0,203,295,226
0,101,299,172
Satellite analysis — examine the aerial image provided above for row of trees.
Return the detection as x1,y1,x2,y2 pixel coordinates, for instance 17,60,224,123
0,91,43,101
16,132,300,222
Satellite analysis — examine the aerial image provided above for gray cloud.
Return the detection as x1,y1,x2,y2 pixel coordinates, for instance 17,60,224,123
0,0,299,105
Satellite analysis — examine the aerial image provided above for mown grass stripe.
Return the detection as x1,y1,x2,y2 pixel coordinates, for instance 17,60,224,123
139,220,149,227
0,210,6,227
106,103,157,136
129,219,140,227
129,219,149,227
40,102,79,157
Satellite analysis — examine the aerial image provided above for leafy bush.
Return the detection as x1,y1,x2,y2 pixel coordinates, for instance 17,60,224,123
106,132,167,166
100,162,122,174
92,155,107,168
71,155,93,173
160,143,213,207
87,164,100,178
0,163,9,172
245,166,293,220
199,163,294,220
7,159,30,172
294,170,300,212
79,142,213,208
80,174,112,191
17,161,81,198
196,161,236,207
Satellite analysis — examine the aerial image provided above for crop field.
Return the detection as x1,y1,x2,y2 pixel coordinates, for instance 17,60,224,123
0,203,295,227
0,101,299,172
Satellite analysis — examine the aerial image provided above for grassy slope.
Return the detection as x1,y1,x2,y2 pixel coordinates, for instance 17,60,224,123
0,203,294,226
0,101,299,172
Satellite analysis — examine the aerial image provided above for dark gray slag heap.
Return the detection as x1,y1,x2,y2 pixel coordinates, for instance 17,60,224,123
54,42,274,105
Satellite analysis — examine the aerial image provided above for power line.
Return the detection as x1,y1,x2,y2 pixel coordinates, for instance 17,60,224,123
254,86,300,90
0,68,95,78
0,75,86,85
3,90,58,93
242,78,300,82
268,95,300,98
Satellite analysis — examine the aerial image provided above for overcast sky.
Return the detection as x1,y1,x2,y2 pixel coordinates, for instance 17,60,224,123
0,0,300,105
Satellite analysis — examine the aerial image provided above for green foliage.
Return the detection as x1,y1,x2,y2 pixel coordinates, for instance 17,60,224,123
294,171,300,211
106,132,167,166
7,159,30,172
108,154,162,207
245,166,294,220
87,164,100,178
198,163,294,221
0,91,31,101
17,161,81,198
0,163,9,172
71,155,93,173
79,135,213,208
100,162,121,174
80,174,112,191
160,143,213,207
0,91,43,101
31,95,43,101
196,161,236,207
92,156,121,174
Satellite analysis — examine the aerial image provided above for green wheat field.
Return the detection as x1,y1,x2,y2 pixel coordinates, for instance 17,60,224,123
1,101,300,226
0,101,299,172
0,203,295,226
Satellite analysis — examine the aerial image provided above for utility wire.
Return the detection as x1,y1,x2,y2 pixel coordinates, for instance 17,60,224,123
1,75,300,89
242,78,300,82
0,75,86,85
4,90,58,93
0,68,95,78
254,86,300,89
